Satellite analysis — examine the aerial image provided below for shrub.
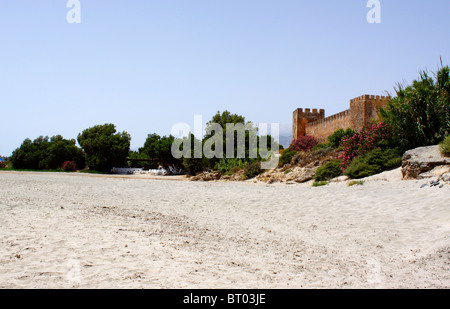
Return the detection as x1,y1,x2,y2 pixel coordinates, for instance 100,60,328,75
278,148,298,166
215,158,248,174
380,65,450,150
182,157,208,175
62,161,77,172
348,180,364,187
344,148,402,179
290,135,319,152
0,161,6,169
243,161,262,179
314,159,342,181
327,128,357,149
311,142,331,151
338,122,391,172
312,181,328,187
439,135,450,156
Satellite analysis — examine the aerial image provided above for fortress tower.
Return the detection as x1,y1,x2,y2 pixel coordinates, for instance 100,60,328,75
292,108,325,140
292,95,390,141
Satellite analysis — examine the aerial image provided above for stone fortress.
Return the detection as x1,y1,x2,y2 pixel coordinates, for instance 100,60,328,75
293,95,391,141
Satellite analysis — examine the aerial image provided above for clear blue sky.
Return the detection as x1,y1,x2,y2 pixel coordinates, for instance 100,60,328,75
1,1,450,155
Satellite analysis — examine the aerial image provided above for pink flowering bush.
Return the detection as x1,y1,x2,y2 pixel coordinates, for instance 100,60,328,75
62,161,77,172
290,135,319,152
338,122,391,172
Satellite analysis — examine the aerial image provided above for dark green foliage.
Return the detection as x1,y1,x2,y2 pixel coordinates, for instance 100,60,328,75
314,159,342,181
177,111,278,175
312,181,328,187
174,133,208,175
128,151,154,169
311,142,331,151
215,158,249,175
439,135,450,156
380,65,450,150
243,161,262,180
278,148,298,166
205,111,246,138
327,128,357,149
11,135,85,170
139,134,177,165
77,124,131,173
344,148,402,179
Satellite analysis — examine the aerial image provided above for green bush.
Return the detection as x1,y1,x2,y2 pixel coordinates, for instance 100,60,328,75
278,148,298,167
344,148,402,179
215,158,248,174
0,161,6,169
311,142,331,151
243,161,262,179
380,65,450,150
312,180,328,187
348,180,364,187
314,159,342,181
327,128,357,149
439,135,450,156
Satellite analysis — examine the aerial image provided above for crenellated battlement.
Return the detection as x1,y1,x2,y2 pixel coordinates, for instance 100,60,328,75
307,109,349,128
294,108,325,116
293,94,390,141
349,94,390,104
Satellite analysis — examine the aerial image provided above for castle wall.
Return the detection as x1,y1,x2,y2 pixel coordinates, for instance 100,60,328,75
349,95,389,132
293,94,390,142
306,110,351,141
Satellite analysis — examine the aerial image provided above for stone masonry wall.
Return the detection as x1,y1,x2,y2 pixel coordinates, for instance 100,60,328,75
305,110,351,141
293,95,390,142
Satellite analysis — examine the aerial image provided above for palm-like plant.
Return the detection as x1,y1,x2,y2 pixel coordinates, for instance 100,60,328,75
380,65,450,150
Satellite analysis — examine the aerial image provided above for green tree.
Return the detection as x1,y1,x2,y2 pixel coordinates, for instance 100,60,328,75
380,65,450,150
77,124,131,173
139,133,177,164
43,135,85,170
11,135,85,170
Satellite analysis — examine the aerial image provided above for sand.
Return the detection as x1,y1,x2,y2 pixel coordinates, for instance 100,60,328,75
0,169,449,289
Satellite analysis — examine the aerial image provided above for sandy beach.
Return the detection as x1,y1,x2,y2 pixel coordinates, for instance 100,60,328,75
0,170,449,289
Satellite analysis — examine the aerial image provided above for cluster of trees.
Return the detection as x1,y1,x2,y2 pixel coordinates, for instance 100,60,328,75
173,111,280,175
10,135,85,170
10,124,132,173
9,110,278,174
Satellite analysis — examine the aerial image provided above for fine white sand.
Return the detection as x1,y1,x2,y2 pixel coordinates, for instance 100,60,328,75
0,169,449,289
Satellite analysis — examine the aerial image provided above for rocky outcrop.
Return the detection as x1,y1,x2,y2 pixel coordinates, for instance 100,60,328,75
190,171,223,181
256,165,319,184
401,145,450,180
189,147,339,184
256,148,339,184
